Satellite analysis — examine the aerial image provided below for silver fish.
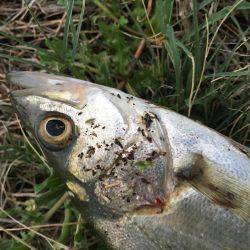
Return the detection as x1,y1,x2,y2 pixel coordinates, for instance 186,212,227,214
8,71,250,249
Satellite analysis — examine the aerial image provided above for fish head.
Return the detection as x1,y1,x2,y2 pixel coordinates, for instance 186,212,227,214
8,71,170,217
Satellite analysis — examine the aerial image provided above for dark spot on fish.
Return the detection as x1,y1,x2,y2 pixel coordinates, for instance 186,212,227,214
117,93,121,99
122,158,128,165
206,183,238,208
78,112,83,116
99,175,105,181
90,132,97,137
114,138,123,149
55,83,62,86
126,197,131,203
143,113,153,128
146,150,158,161
127,151,134,160
126,96,134,102
140,129,146,137
147,136,153,143
78,152,84,159
175,163,203,181
207,183,219,192
102,126,106,129
86,146,95,158
111,93,115,96
141,177,150,184
151,150,157,158
92,170,97,176
93,124,101,129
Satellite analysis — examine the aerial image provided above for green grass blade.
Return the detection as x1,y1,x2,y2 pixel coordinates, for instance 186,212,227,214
165,26,182,110
72,0,86,61
175,40,195,116
0,52,45,69
63,0,75,51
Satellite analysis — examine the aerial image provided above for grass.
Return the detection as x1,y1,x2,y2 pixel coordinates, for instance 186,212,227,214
0,0,249,249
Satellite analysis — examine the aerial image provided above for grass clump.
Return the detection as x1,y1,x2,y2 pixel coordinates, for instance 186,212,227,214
0,0,249,249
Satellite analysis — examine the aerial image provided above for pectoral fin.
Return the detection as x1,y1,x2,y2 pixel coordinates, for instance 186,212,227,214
175,154,250,222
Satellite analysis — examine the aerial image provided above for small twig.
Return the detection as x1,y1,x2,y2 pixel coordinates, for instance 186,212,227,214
44,192,69,222
0,207,69,249
0,225,35,249
134,38,146,59
0,222,80,232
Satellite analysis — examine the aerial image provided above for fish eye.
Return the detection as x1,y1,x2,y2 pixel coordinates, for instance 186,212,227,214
38,116,72,148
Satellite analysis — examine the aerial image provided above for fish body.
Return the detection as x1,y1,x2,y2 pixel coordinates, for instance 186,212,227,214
8,71,250,249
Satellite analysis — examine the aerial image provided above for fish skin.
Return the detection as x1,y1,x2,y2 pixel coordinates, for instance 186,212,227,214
8,71,250,249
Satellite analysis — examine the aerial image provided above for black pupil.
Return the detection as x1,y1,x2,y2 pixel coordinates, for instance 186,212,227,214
46,119,65,137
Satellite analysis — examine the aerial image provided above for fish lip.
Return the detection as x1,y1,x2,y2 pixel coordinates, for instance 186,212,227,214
6,71,48,89
7,71,31,88
7,71,84,109
6,70,87,89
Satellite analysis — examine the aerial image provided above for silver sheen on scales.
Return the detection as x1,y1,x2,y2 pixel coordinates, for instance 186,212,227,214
8,71,250,249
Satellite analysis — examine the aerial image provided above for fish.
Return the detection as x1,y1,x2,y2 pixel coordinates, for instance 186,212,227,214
8,71,250,249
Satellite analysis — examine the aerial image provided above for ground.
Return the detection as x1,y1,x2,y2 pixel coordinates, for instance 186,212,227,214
0,0,249,249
